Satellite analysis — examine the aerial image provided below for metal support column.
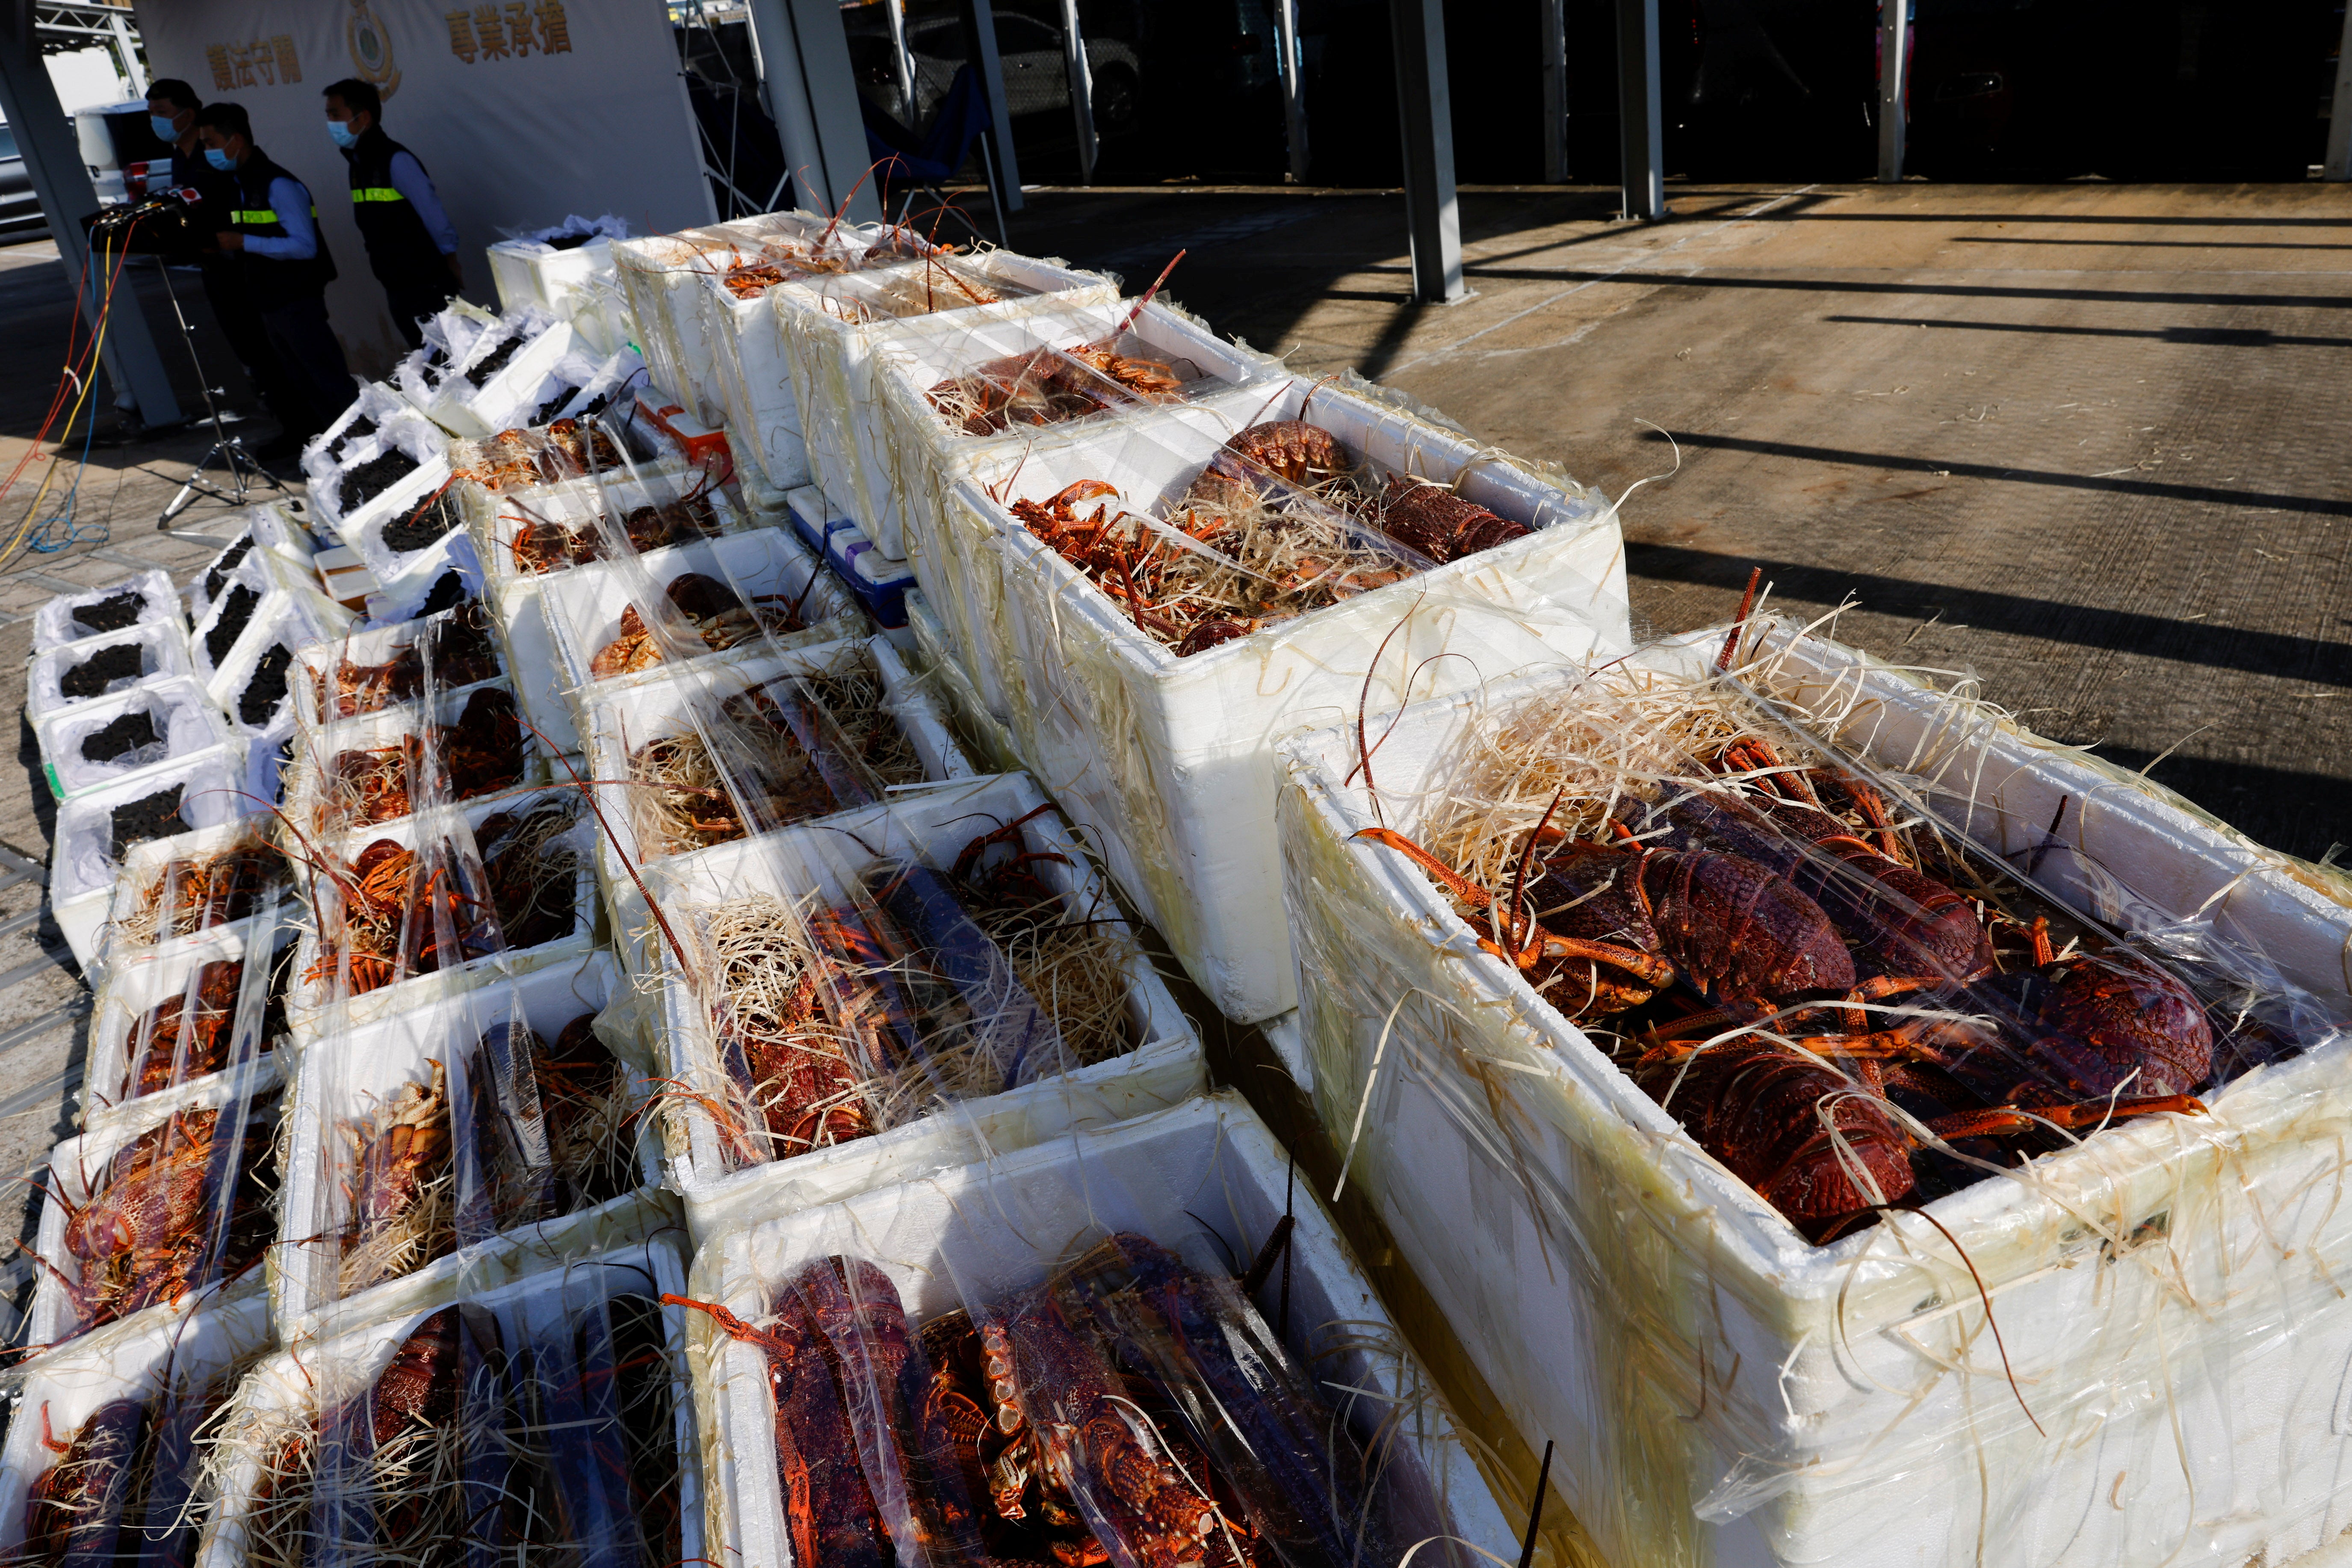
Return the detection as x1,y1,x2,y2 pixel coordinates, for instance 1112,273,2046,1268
1541,0,1569,183
745,0,883,221
0,10,178,428
1275,0,1310,184
1876,0,1909,182
1057,0,1097,184
958,0,1024,223
2325,0,2352,180
1614,0,1664,219
1389,0,1462,303
883,0,917,127
105,5,142,93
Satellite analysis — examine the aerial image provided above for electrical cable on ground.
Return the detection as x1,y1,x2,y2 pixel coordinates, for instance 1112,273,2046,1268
0,222,141,572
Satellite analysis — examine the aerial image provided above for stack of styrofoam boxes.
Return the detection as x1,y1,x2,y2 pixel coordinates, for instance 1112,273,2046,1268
916,378,1630,1025
419,307,576,440
1275,620,2352,1568
192,527,352,809
683,1094,1519,1568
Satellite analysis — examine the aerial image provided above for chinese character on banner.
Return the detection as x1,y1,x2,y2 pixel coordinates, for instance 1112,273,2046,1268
205,44,233,90
274,35,302,83
535,0,572,53
249,39,277,86
505,1,533,56
474,4,510,59
446,10,478,62
227,40,256,87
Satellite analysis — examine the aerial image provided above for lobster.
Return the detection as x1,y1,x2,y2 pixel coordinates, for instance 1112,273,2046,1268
1372,473,1528,564
337,1059,455,1295
718,960,876,1159
508,514,607,575
124,957,243,1101
21,1397,147,1567
590,570,815,679
120,843,278,945
434,686,526,802
305,836,489,995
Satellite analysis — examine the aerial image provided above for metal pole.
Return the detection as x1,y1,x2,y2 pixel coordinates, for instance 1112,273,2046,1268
108,7,145,94
883,0,918,126
1388,0,1462,303
2325,0,2352,179
0,13,179,429
1614,0,1664,219
744,0,883,220
1876,0,1908,182
1541,0,1568,183
1276,0,1310,184
1057,0,1097,185
959,0,1025,217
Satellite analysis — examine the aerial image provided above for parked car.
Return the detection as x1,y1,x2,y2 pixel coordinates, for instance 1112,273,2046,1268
0,124,50,241
848,9,1141,137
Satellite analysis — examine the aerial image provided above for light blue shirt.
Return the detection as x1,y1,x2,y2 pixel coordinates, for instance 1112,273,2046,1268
387,150,459,255
242,174,319,261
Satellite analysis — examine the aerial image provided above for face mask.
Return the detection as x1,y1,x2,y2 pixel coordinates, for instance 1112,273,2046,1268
204,146,233,172
149,113,179,143
328,120,359,150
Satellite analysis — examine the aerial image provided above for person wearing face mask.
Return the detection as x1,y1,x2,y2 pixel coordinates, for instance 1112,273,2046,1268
192,102,353,444
143,79,307,459
323,79,461,349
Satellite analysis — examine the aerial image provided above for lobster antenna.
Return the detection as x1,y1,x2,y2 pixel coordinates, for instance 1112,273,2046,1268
1112,250,1187,338
1880,1203,2044,1435
1717,567,1764,673
1517,1440,1555,1568
1510,787,1569,963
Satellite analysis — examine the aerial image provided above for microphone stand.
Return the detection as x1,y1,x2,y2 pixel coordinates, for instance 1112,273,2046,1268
149,247,285,530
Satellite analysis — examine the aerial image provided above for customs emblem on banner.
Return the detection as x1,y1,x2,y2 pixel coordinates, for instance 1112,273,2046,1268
346,0,403,99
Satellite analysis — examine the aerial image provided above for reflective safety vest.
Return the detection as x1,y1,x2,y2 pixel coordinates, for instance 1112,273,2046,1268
230,148,335,300
344,126,444,286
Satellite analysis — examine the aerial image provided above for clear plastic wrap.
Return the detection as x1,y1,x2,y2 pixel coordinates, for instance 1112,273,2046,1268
35,677,230,800
281,678,538,839
919,382,1626,1024
290,600,505,730
472,457,738,585
309,402,446,541
28,621,196,725
272,951,662,1336
31,570,181,656
300,382,425,505
105,820,289,959
676,1092,1517,1568
83,896,295,1122
50,747,252,919
196,1232,697,1568
0,1291,273,1566
1275,616,2352,1568
19,1057,281,1355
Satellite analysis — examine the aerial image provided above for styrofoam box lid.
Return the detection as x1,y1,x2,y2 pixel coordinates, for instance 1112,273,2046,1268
201,1233,700,1568
275,948,664,1337
27,1056,283,1351
83,909,293,1125
29,619,196,724
579,634,973,894
644,768,1201,1219
32,567,180,655
35,675,230,800
0,1290,276,1555
537,525,863,702
695,1091,1516,1568
50,744,252,908
284,784,599,1042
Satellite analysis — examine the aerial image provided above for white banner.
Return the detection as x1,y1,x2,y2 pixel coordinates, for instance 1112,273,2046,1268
132,0,716,372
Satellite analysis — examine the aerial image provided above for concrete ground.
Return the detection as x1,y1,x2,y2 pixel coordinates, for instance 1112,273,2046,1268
1000,179,2352,864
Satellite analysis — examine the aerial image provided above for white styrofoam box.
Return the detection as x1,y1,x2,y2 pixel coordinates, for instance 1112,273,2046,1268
488,575,578,753
468,459,718,585
50,746,251,972
34,676,228,800
360,530,483,629
0,1292,273,1556
538,526,863,708
688,1092,1513,1568
83,911,295,1126
25,1058,282,1354
646,768,1203,1239
929,387,1628,1023
345,460,467,591
281,677,545,840
201,1232,700,1568
204,582,353,736
31,568,180,654
189,505,320,631
310,405,445,538
579,636,972,965
284,785,599,1042
902,588,1022,775
1276,626,2352,1568
426,315,573,438
28,619,195,725
612,230,757,426
861,294,1277,561
188,551,276,689
101,818,287,969
273,949,665,1338
773,253,1121,552
301,379,424,500
288,604,505,732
